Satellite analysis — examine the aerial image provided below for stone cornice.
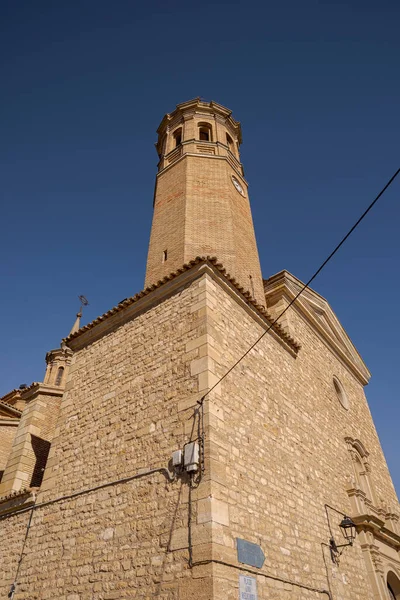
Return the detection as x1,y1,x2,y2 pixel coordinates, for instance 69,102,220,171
65,257,300,354
18,382,65,401
0,418,20,426
0,488,36,517
0,399,22,418
264,270,370,385
354,513,400,551
45,347,73,363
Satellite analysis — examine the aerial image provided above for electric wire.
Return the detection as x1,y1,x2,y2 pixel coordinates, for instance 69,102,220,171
1,466,174,522
5,467,175,598
5,168,399,598
198,167,400,405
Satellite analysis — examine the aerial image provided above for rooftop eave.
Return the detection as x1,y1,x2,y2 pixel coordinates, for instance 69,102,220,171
12,382,65,401
0,488,36,517
64,257,300,354
0,399,22,418
0,397,23,417
264,270,371,386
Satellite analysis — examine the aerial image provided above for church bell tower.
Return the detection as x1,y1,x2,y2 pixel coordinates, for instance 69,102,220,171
145,98,265,306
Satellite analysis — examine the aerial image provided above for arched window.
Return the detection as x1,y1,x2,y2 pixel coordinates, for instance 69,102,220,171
226,133,234,151
354,454,368,495
387,571,400,599
173,128,182,147
55,366,64,386
345,437,375,503
198,123,212,142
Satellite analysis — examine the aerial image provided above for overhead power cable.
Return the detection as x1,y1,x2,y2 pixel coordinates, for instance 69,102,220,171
199,167,400,405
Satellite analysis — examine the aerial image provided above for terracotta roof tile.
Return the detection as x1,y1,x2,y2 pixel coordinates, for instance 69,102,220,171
0,381,42,406
64,257,300,352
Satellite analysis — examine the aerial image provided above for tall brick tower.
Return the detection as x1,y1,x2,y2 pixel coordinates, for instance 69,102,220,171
145,98,265,306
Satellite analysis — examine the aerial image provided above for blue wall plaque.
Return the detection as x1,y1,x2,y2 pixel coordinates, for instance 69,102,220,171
236,538,265,569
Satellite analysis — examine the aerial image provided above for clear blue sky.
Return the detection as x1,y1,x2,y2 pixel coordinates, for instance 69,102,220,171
1,1,399,494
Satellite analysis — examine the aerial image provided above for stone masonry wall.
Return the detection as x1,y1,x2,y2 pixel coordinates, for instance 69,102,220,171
1,269,398,600
196,273,399,599
0,273,216,600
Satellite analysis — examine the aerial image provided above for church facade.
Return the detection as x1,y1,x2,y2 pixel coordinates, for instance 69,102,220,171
0,98,399,600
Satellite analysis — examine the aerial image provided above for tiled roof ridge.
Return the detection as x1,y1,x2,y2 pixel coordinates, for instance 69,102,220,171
64,257,300,352
0,381,41,405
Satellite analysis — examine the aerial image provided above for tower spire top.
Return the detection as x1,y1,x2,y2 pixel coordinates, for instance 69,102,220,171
68,295,89,337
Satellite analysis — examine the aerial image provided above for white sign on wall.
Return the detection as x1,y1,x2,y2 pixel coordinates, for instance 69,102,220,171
239,574,257,600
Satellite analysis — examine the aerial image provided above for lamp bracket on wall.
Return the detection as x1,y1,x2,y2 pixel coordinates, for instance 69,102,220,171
325,505,357,565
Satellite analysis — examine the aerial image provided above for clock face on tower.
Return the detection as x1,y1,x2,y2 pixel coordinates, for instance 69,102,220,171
231,175,245,196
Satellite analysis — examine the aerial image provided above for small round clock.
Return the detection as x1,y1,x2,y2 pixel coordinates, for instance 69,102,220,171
231,175,245,196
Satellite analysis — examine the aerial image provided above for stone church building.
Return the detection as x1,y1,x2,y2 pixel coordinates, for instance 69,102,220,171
0,98,399,599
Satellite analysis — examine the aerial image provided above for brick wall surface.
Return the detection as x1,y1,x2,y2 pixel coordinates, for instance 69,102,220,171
185,156,265,306
145,158,187,288
145,100,265,307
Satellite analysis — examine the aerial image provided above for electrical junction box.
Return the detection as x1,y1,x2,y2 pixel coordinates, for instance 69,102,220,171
184,442,199,472
172,450,182,468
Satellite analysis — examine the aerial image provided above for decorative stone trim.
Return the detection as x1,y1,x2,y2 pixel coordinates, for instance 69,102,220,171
264,270,370,385
0,488,36,517
0,400,22,417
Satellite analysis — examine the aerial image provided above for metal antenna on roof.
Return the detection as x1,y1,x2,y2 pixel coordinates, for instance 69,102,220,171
78,295,89,316
67,295,89,338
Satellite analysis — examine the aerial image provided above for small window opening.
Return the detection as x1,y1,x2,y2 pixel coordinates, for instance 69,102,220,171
162,250,168,262
198,123,212,142
173,128,182,147
55,366,64,386
226,133,233,151
30,436,51,488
